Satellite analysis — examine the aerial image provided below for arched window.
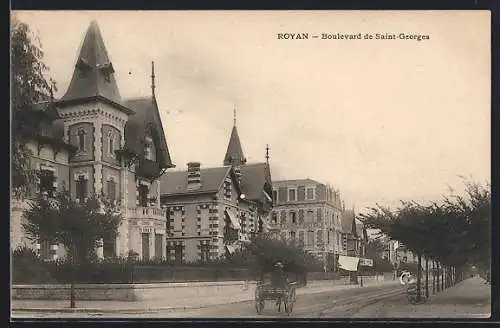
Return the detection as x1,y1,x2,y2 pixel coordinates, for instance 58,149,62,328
77,129,86,152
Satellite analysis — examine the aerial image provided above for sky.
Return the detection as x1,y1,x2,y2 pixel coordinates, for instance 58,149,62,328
12,10,491,210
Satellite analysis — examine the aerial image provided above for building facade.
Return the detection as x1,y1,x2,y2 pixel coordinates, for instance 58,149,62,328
340,209,368,258
159,119,274,263
268,179,344,269
11,21,175,261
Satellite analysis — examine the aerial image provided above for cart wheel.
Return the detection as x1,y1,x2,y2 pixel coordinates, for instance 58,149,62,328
255,300,264,314
284,289,295,315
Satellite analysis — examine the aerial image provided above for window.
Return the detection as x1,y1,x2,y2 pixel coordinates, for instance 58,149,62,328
317,208,323,224
39,169,55,197
155,234,163,260
307,231,314,246
77,129,86,152
200,244,210,263
317,230,323,245
76,175,87,202
174,244,183,264
144,136,153,161
138,185,148,207
107,179,116,201
288,188,297,202
290,211,297,224
306,187,315,200
271,211,278,224
108,133,115,155
280,211,287,225
273,190,278,203
298,209,304,224
144,145,152,160
298,231,305,246
142,233,150,260
290,231,296,240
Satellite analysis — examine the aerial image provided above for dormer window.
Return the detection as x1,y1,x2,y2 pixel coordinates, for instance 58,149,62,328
77,129,86,152
144,136,153,161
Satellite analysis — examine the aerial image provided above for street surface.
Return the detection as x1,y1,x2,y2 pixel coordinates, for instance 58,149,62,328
11,277,490,319
12,284,403,318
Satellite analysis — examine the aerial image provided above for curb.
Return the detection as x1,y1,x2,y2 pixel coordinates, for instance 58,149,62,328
12,299,255,314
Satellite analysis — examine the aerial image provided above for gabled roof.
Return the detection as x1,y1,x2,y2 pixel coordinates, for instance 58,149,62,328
160,166,231,196
240,162,272,202
123,96,174,169
58,21,131,114
223,125,246,166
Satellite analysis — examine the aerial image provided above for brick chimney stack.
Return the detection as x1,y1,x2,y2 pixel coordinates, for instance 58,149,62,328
187,162,202,189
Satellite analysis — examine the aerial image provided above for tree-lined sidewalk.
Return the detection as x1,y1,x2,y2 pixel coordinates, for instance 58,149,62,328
352,276,490,318
358,180,490,303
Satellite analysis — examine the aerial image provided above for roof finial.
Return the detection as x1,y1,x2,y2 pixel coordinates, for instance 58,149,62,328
265,144,270,164
233,107,237,126
151,61,156,97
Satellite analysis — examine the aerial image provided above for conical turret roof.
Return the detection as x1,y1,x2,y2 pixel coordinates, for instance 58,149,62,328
59,20,125,109
223,124,246,166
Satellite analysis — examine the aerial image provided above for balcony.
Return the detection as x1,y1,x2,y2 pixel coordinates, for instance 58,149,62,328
126,206,167,220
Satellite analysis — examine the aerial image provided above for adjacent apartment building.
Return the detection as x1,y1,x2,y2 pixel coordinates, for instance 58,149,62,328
159,119,274,263
268,179,344,269
11,21,175,261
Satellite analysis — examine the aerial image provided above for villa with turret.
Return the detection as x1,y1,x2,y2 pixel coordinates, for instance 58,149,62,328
11,21,175,261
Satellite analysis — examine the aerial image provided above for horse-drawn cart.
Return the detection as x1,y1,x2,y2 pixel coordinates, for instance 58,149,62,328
254,281,297,315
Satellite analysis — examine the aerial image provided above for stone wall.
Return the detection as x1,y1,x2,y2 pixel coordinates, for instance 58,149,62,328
12,281,257,302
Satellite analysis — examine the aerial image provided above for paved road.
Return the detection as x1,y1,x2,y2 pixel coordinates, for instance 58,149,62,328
12,284,404,319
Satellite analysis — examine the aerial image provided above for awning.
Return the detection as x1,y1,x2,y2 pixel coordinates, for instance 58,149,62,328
225,209,241,230
338,255,360,272
226,244,236,254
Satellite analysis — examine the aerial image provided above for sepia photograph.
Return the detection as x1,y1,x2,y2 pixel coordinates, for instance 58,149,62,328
10,10,491,319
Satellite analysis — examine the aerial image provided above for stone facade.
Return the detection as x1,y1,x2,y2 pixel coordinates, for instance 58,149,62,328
11,20,174,261
268,179,345,268
160,164,260,263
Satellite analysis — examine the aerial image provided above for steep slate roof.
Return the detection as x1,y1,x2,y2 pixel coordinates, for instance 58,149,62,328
240,162,273,202
223,125,247,166
160,166,231,196
122,96,174,169
58,21,132,114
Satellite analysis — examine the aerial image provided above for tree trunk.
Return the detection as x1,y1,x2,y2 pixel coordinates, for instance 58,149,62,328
441,265,446,290
425,257,429,299
436,262,440,292
416,254,422,302
432,261,436,294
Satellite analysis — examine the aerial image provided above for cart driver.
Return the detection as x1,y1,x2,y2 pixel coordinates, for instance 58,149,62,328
271,261,288,289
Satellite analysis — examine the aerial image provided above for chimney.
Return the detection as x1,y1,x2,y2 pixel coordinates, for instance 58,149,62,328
187,162,201,189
